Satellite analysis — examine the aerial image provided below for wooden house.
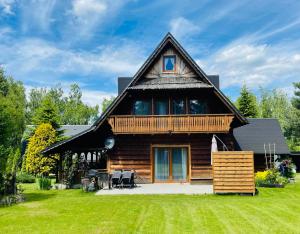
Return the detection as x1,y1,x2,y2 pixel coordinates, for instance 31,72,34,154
43,33,271,187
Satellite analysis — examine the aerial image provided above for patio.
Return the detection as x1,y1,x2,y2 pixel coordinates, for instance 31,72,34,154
95,183,213,195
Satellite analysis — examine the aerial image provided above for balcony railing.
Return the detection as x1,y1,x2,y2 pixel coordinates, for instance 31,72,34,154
108,114,234,134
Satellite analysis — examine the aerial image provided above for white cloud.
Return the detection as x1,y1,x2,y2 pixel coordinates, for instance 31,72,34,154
72,0,107,17
20,0,57,33
69,0,127,38
170,17,199,39
198,40,300,89
0,0,14,15
0,37,144,85
81,89,116,108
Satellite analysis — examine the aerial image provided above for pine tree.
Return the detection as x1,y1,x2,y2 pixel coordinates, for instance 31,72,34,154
236,85,258,118
32,96,60,130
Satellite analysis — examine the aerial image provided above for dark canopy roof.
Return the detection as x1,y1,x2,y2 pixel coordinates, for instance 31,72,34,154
233,118,290,155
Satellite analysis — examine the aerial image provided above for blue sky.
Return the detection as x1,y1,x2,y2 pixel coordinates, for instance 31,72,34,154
0,0,300,107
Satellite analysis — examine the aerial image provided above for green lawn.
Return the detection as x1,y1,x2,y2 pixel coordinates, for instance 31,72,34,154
1,177,300,234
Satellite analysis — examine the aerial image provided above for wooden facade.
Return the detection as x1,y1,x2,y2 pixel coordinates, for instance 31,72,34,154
212,151,255,194
43,33,252,189
108,134,235,183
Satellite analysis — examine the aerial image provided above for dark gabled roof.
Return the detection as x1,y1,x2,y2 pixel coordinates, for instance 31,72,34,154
128,77,212,90
43,32,247,154
233,118,290,154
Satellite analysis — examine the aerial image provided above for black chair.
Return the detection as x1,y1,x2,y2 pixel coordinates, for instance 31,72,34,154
121,171,135,188
111,171,122,188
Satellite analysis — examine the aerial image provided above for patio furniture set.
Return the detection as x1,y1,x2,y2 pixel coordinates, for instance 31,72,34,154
81,169,136,192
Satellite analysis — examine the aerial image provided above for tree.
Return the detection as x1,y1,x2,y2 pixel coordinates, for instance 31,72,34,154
236,85,258,118
258,87,299,151
61,84,99,125
26,84,99,125
102,96,115,113
0,68,26,195
292,82,300,110
289,83,300,150
32,96,60,130
25,88,47,124
24,123,59,175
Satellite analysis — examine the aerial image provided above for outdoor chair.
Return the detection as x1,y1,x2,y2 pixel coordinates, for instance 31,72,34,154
111,171,122,188
121,171,135,188
81,177,90,192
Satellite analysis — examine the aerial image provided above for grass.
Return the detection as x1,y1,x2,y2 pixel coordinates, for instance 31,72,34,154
1,176,300,234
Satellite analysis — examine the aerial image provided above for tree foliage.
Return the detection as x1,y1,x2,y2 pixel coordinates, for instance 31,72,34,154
258,87,299,150
32,96,61,130
102,96,115,113
0,68,26,195
24,123,59,175
61,84,99,125
26,84,99,125
236,85,258,118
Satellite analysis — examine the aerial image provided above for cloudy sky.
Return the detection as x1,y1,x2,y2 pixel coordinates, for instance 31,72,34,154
0,0,299,106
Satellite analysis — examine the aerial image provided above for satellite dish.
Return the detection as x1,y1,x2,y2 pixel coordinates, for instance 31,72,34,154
104,136,115,150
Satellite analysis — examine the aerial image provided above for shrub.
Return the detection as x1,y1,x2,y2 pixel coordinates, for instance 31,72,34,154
255,169,288,187
16,172,35,183
37,177,52,190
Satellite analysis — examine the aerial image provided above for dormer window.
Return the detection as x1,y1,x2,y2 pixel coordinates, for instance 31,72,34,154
163,55,176,72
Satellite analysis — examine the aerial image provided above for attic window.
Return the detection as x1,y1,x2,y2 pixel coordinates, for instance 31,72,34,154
163,55,176,72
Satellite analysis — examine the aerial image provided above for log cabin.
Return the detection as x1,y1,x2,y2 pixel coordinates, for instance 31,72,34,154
43,33,289,185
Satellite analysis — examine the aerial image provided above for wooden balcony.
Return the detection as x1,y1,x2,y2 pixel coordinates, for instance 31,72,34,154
108,114,234,134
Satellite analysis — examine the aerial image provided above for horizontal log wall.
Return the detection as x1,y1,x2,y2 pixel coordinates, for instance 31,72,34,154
212,151,255,194
108,134,235,183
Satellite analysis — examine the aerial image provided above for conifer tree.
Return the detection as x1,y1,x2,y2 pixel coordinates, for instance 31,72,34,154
24,123,58,175
236,85,258,118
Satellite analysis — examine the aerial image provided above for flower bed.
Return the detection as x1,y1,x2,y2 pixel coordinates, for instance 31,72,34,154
255,169,288,188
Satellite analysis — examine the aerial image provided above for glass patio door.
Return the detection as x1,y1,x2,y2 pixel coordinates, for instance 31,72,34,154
154,147,188,182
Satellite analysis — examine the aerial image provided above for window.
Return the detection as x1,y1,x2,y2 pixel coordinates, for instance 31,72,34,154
189,99,208,114
163,55,176,72
133,100,151,115
172,99,185,114
154,100,168,115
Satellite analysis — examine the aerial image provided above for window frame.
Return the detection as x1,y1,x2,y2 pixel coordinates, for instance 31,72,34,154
188,99,208,115
171,98,186,115
133,100,152,115
154,99,169,115
162,55,176,73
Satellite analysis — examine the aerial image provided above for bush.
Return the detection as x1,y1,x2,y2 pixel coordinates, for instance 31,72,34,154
255,169,288,187
16,172,35,183
37,177,52,190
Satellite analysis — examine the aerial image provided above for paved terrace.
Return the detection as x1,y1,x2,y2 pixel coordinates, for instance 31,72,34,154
96,184,213,195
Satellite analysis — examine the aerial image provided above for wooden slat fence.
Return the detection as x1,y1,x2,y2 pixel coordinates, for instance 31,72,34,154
212,151,255,195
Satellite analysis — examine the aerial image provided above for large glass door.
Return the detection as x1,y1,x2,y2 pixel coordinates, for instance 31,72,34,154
153,147,188,182
154,148,169,181
172,148,187,181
